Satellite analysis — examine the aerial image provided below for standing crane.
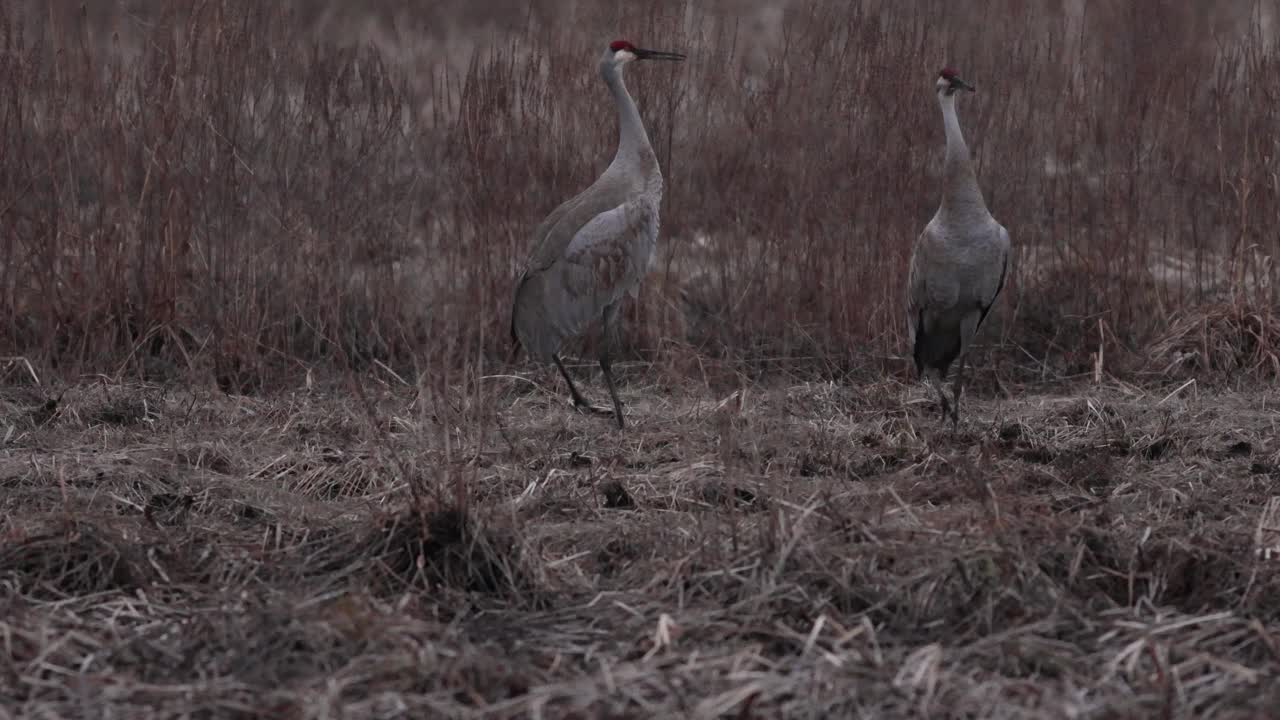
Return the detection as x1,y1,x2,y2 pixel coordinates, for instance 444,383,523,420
906,68,1011,427
510,39,685,429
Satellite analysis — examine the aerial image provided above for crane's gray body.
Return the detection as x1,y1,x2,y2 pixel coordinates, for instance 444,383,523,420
907,77,1010,424
908,216,1008,377
511,163,661,362
511,44,673,428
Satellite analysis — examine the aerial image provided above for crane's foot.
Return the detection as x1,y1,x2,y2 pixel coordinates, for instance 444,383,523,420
994,373,1011,399
936,396,952,422
569,396,615,417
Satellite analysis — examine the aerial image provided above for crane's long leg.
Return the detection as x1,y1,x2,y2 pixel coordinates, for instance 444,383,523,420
599,303,626,429
930,368,952,422
951,356,967,428
952,314,980,428
552,353,608,414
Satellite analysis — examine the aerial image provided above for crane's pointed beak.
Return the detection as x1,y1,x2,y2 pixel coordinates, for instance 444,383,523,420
634,47,686,62
955,78,976,93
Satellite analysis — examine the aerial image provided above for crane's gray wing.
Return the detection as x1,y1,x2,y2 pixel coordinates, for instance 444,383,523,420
906,244,924,347
511,178,629,346
558,199,656,313
906,224,942,348
512,200,656,358
521,178,630,276
905,227,936,376
974,225,1010,333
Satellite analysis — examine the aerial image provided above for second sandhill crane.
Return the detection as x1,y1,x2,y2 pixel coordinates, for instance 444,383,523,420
510,39,685,429
906,68,1011,427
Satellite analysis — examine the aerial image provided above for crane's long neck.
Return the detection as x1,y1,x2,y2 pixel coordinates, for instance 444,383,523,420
939,93,987,220
602,62,660,188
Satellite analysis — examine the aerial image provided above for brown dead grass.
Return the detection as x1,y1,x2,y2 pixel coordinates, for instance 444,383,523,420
3,374,1279,718
2,1,1279,385
1150,303,1280,379
3,3,1280,714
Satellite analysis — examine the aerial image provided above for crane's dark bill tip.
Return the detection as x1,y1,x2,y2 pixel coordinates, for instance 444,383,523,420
636,48,685,61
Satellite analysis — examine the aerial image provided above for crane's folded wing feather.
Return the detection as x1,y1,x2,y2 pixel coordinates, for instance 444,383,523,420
975,225,1010,333
511,178,629,350
513,200,657,358
521,178,631,276
906,246,924,346
906,225,941,347
559,200,656,317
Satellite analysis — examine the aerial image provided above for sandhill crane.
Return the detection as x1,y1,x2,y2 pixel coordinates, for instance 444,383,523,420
510,39,685,429
906,68,1011,427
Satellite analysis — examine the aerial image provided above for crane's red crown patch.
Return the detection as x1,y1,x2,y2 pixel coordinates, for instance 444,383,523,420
610,40,636,52
939,67,960,80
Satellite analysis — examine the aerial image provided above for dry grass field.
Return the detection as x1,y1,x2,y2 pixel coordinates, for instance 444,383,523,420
3,0,1280,717
3,373,1280,718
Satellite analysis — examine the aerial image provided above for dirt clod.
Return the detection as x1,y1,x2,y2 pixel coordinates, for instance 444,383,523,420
600,479,635,509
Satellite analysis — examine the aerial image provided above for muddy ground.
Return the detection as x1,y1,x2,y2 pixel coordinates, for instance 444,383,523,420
2,367,1279,718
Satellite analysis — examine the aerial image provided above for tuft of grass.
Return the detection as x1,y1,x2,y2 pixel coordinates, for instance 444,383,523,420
357,507,537,598
0,520,153,599
1150,302,1280,378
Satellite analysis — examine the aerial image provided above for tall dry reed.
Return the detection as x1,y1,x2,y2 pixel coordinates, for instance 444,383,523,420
1,0,1276,387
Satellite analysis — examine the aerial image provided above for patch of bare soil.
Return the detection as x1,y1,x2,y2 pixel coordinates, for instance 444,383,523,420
2,374,1279,718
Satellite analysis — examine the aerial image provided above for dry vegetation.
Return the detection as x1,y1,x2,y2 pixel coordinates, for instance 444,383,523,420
4,376,1280,717
1,0,1277,381
3,0,1280,717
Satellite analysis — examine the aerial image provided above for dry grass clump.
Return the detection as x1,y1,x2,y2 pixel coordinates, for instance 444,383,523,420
355,507,538,598
0,520,153,599
1150,303,1280,379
